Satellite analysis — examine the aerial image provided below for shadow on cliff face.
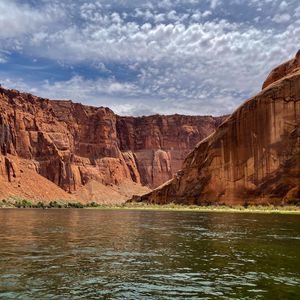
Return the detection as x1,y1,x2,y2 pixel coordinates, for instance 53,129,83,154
0,86,225,204
137,50,300,206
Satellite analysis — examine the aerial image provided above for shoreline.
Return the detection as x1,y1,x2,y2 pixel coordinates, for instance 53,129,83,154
1,198,299,214
86,204,300,214
1,206,299,214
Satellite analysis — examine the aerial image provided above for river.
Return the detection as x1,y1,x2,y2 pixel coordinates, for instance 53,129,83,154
0,209,299,299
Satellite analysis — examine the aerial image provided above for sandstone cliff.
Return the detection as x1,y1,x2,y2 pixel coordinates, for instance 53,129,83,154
263,50,300,89
117,115,224,188
138,51,300,205
0,88,222,203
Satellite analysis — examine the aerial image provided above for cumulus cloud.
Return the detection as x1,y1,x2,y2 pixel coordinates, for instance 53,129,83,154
210,0,220,9
0,0,63,39
272,13,291,23
0,0,299,116
279,1,288,11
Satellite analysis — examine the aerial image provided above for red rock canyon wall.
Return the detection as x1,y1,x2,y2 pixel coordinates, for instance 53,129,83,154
138,51,300,205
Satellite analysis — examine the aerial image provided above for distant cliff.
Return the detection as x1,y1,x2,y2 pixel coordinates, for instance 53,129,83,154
138,50,300,205
117,114,224,188
0,88,223,202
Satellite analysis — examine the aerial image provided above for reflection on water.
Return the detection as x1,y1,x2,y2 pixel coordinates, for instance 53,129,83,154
0,209,299,299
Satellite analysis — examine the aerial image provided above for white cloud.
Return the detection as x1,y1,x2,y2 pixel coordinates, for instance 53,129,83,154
279,1,288,11
0,0,299,116
40,76,138,100
210,0,220,9
272,13,291,23
0,0,63,39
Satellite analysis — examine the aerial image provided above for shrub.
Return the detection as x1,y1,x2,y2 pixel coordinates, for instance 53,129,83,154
86,201,98,207
35,201,45,208
49,201,63,208
67,202,84,208
14,199,33,208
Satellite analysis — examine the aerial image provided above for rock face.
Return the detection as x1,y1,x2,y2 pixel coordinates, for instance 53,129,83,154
263,50,300,89
0,88,222,202
139,51,300,205
117,115,224,188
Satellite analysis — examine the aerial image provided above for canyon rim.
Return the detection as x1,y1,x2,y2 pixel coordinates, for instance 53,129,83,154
1,51,300,206
136,50,300,206
0,87,225,204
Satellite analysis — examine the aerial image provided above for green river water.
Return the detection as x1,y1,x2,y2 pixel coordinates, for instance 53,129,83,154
0,209,299,299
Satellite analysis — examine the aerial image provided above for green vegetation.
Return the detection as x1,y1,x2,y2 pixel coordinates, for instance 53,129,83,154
0,197,85,209
86,201,98,208
0,197,299,214
0,197,34,208
66,202,84,208
86,202,300,214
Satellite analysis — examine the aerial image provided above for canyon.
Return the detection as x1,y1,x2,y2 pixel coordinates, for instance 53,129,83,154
1,51,299,206
0,87,223,203
138,50,300,206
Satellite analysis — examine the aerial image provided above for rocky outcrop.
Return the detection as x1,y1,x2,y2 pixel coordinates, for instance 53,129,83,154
263,50,300,89
0,87,222,202
139,51,300,205
0,91,133,191
117,115,225,187
0,155,77,202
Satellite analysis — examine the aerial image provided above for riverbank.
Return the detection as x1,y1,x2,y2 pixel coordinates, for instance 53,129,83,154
1,197,299,214
88,203,300,214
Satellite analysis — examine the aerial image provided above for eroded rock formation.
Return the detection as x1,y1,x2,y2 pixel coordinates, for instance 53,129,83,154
139,50,300,205
117,115,224,187
263,50,300,89
0,88,222,202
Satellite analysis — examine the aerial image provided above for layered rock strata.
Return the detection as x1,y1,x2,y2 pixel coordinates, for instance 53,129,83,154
138,51,300,205
117,115,224,188
0,88,222,202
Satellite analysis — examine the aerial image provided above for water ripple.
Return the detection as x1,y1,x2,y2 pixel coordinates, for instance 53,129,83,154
0,209,299,299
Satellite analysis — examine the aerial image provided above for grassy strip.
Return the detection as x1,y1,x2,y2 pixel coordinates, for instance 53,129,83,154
0,197,87,209
87,203,300,214
1,197,299,214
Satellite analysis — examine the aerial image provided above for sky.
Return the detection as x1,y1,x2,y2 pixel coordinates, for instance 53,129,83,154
0,0,299,116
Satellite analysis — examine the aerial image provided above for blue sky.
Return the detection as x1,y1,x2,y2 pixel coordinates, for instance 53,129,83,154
0,0,299,116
